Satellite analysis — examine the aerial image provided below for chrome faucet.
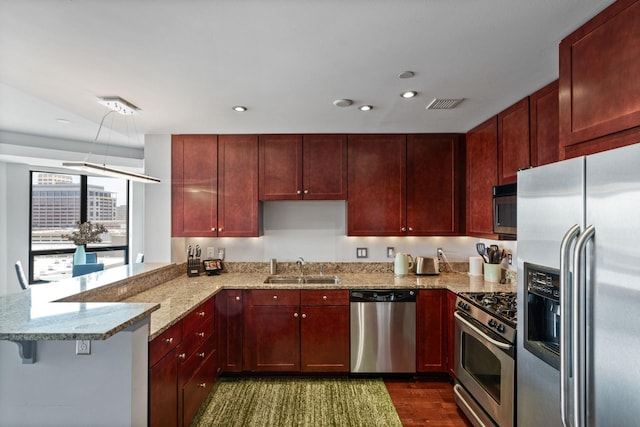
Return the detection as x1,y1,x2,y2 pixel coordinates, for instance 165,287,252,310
296,257,305,276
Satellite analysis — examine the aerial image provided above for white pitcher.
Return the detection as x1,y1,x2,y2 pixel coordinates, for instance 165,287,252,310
394,253,414,276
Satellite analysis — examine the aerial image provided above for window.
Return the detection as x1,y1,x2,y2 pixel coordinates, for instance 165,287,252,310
29,172,130,283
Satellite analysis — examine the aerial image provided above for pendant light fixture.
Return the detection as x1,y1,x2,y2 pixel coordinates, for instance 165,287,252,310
63,96,160,183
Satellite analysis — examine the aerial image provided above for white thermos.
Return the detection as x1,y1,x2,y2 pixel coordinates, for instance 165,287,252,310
394,253,414,277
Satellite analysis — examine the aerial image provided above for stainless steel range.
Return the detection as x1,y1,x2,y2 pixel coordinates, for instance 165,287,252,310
453,291,517,427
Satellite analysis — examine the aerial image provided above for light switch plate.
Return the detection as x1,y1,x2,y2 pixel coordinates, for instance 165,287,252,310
76,340,91,355
387,247,395,258
356,248,368,258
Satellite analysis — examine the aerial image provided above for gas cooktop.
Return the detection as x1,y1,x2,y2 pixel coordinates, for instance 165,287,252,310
459,292,517,324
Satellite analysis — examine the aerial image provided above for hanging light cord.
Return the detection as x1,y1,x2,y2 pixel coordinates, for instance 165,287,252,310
84,109,116,164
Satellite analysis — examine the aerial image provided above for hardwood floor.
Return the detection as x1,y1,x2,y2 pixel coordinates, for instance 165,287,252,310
384,379,472,427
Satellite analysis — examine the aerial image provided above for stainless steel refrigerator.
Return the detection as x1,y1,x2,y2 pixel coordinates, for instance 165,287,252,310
517,142,640,426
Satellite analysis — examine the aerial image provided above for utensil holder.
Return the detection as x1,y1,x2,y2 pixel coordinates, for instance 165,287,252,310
187,257,201,277
484,263,502,282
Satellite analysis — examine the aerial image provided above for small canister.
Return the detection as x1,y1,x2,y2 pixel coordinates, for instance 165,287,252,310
270,258,277,275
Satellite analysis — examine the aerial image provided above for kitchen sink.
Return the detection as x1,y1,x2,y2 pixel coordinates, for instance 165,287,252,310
263,275,339,284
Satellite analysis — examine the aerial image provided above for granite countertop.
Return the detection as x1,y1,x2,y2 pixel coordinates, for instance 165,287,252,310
125,271,516,340
0,263,173,341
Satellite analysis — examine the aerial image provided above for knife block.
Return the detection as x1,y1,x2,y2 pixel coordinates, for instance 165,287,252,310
187,257,201,277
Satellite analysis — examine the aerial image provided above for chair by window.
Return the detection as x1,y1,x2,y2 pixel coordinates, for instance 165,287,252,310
15,261,29,290
85,253,97,263
72,263,104,277
135,253,144,263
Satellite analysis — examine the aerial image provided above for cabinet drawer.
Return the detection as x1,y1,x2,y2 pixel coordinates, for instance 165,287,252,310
301,290,349,306
179,336,215,387
183,297,214,334
149,321,183,367
182,350,217,426
250,290,300,306
180,315,214,360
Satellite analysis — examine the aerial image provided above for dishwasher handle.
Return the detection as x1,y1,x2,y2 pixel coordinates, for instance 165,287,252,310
350,289,416,302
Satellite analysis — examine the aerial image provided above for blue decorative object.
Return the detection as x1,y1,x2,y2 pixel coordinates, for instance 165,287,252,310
73,245,86,265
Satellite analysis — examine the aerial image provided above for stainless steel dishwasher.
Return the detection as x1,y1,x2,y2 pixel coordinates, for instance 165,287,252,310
350,289,416,373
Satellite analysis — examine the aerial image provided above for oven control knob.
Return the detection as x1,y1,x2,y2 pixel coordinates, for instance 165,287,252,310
497,324,505,333
488,319,497,328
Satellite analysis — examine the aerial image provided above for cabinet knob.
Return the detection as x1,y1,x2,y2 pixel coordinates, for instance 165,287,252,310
178,353,186,360
211,227,216,232
296,190,302,195
273,295,278,300
197,332,205,338
408,227,413,231
199,352,206,358
166,337,173,344
304,190,309,194
199,383,207,388
301,313,307,319
294,312,299,318
198,311,206,317
219,227,223,232
401,227,407,232
322,295,328,301
235,296,241,301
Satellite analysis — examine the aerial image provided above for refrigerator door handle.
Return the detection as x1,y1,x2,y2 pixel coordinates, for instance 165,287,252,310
560,224,581,427
571,225,595,427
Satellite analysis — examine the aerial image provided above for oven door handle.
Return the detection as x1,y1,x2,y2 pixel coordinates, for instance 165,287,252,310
454,311,512,350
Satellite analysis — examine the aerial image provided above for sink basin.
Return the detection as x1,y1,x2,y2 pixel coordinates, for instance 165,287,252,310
263,275,339,285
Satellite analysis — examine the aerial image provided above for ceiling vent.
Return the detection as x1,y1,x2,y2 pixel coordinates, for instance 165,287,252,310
426,98,464,110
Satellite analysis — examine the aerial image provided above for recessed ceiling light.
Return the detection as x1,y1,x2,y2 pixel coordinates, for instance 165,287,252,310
333,99,353,108
56,118,70,124
232,106,247,112
398,71,415,79
401,91,417,99
359,105,373,111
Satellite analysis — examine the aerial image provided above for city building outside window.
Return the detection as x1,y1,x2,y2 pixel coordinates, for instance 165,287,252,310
29,172,129,283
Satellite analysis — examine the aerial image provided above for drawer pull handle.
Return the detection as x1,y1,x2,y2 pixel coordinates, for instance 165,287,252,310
178,353,186,360
273,295,278,300
322,295,328,301
199,383,206,388
197,332,205,338
199,352,206,358
198,311,206,317
166,337,173,344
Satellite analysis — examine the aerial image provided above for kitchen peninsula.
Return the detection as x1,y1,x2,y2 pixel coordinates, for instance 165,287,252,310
0,262,515,427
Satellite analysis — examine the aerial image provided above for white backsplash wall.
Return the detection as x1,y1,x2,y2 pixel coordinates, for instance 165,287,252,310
171,200,517,270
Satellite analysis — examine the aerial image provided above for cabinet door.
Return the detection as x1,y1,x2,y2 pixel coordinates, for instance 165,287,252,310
171,135,218,237
466,117,498,238
218,135,260,236
406,134,465,235
149,348,179,427
247,305,300,371
416,290,447,372
216,290,244,372
300,305,349,372
447,290,457,379
347,134,406,236
302,134,347,200
530,80,560,167
559,0,640,157
498,97,530,184
259,134,303,200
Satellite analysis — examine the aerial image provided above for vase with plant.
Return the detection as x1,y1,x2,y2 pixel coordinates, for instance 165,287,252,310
63,221,108,265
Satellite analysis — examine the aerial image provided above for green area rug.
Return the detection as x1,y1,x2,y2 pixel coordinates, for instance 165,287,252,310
192,377,403,427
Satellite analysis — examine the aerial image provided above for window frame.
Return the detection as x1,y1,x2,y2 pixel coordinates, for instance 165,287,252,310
28,171,130,284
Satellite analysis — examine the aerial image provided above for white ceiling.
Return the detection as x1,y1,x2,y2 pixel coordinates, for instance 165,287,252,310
0,0,615,150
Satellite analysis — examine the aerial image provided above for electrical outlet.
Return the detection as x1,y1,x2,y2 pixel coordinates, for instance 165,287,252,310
76,340,91,355
356,248,368,258
387,247,395,258
437,248,444,259
508,253,513,265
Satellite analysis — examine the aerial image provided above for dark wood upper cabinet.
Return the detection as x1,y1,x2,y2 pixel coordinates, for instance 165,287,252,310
347,134,407,236
530,80,560,167
559,0,640,158
498,97,530,184
259,134,347,200
171,134,218,237
407,134,465,236
218,135,260,237
466,117,498,238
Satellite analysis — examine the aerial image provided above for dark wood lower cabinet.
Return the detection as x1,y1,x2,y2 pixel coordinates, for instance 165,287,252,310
149,347,178,427
416,290,448,373
216,289,244,372
249,304,301,371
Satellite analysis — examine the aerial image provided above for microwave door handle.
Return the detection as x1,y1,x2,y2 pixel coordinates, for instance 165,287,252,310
571,225,595,427
560,224,581,427
453,312,512,351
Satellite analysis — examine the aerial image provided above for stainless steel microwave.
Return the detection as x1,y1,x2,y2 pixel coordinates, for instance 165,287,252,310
493,183,517,237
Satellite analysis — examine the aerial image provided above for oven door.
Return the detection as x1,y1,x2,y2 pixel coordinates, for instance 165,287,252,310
454,311,515,427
